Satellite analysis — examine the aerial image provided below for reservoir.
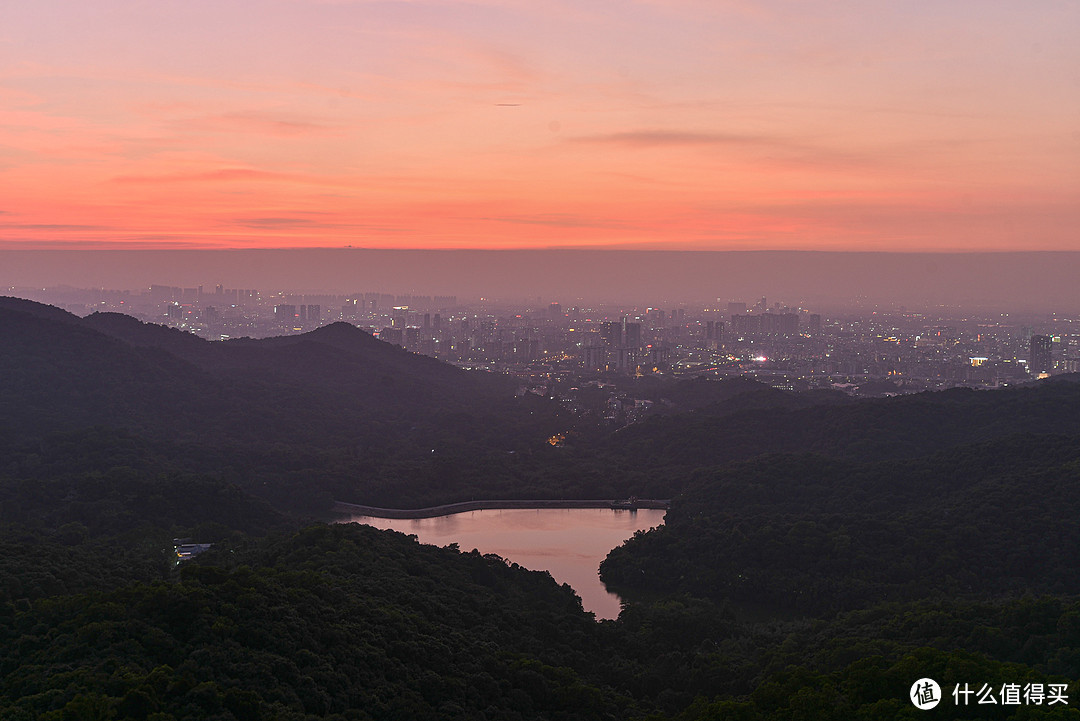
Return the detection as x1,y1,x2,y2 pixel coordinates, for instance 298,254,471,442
338,507,666,620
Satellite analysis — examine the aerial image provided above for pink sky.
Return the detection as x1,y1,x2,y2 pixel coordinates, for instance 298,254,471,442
1,0,1077,251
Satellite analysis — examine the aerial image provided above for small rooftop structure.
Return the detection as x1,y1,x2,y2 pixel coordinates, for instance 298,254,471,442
173,538,213,565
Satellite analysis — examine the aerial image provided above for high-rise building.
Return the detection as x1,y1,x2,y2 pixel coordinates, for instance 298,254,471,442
779,313,799,335
615,347,640,373
582,346,607,371
647,345,670,367
380,327,404,346
601,321,622,347
1031,334,1053,373
732,314,761,335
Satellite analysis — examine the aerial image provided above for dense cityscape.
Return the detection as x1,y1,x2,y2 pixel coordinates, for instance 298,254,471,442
9,283,1079,403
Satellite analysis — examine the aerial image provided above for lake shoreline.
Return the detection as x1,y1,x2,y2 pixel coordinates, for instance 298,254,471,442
333,498,671,520
334,506,669,619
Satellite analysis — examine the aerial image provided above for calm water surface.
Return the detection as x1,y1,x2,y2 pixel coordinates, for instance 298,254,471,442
340,508,666,620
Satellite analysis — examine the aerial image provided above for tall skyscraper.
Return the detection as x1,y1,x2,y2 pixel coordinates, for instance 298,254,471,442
1031,335,1053,374
601,321,622,347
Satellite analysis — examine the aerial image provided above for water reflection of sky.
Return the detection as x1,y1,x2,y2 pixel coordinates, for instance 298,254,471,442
341,508,666,620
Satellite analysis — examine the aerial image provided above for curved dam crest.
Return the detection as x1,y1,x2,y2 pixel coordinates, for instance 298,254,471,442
332,498,671,520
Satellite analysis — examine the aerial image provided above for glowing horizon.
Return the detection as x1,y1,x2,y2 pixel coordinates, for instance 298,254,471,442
2,1,1078,251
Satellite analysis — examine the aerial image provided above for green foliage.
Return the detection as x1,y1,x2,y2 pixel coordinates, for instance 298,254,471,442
604,380,1080,471
8,297,1080,719
0,524,634,720
0,301,570,510
602,435,1080,615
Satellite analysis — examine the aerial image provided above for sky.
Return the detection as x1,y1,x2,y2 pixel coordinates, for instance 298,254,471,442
1,0,1078,252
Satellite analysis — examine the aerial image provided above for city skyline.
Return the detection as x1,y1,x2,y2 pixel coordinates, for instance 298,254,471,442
3,1,1078,252
6,283,1078,407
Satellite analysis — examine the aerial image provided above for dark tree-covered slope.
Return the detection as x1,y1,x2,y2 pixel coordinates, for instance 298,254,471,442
8,297,1080,719
604,377,1080,469
601,434,1080,616
1,299,543,444
0,524,638,721
0,299,568,508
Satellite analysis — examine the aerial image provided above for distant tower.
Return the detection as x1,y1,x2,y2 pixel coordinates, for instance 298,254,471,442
1031,335,1053,374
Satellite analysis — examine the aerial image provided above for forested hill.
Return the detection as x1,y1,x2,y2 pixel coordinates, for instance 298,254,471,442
80,308,494,398
598,374,1080,619
0,524,642,721
0,297,535,443
10,295,1080,718
0,298,571,509
603,376,1080,469
601,433,1080,615
7,295,1080,510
